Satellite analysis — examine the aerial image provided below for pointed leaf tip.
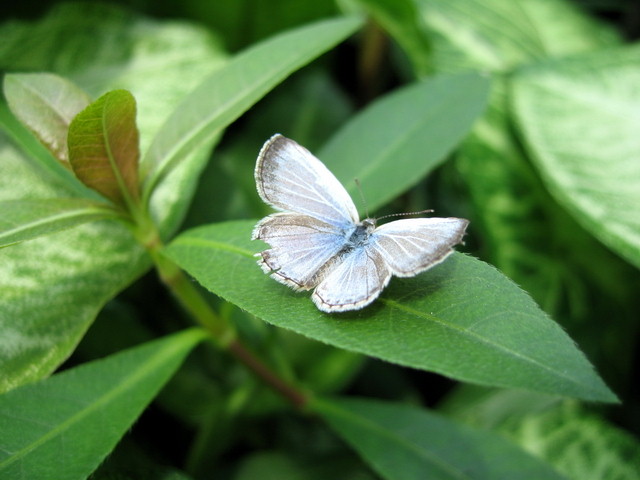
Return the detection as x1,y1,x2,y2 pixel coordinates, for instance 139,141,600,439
68,89,141,207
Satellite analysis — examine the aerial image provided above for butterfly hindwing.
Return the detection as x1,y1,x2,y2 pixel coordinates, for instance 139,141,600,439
312,246,391,312
253,213,346,290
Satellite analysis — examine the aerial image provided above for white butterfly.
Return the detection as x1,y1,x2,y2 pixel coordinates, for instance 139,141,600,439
252,134,469,313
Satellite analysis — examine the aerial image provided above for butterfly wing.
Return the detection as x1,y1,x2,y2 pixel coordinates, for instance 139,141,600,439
371,217,469,277
312,247,392,312
255,134,359,226
253,213,347,290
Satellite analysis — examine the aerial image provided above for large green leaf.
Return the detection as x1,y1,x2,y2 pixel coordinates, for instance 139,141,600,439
0,198,118,248
0,328,207,480
414,0,619,74
313,396,566,480
318,72,490,213
3,73,90,164
0,133,147,393
165,220,615,402
512,46,640,269
141,15,364,204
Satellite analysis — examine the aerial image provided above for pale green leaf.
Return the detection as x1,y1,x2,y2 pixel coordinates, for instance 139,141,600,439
0,101,91,199
0,199,118,248
313,396,566,480
512,46,640,269
442,389,640,480
3,73,90,164
0,328,207,480
0,136,147,393
501,402,640,480
415,0,620,74
165,220,615,402
141,15,364,204
319,72,491,213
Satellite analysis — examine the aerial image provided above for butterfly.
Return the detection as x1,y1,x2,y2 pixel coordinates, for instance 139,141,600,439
252,134,469,313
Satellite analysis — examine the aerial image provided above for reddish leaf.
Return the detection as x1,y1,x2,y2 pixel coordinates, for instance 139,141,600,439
68,90,140,207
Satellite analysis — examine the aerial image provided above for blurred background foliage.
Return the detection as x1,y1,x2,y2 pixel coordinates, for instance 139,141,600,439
1,0,639,478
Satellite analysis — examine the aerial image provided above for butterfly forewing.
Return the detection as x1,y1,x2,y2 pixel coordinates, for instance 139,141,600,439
371,218,469,277
312,247,391,312
255,134,359,226
253,213,346,290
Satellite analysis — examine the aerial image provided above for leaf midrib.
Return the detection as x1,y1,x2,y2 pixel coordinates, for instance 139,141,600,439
0,206,108,241
381,297,596,395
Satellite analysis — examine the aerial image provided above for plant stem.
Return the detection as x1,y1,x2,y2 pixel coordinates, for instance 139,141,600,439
227,339,309,409
143,224,309,408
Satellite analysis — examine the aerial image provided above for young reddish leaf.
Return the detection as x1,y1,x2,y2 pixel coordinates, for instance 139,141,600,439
67,90,140,207
3,73,91,166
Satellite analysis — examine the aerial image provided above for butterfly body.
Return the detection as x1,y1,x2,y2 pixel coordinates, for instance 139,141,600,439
252,134,468,313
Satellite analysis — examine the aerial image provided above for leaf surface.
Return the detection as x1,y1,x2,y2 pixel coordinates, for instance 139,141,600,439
414,0,619,73
313,396,566,480
141,15,364,203
165,220,615,402
512,46,640,269
0,199,117,248
318,73,491,213
0,328,207,480
3,73,90,164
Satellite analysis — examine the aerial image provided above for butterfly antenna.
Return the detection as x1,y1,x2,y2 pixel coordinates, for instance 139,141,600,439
354,178,370,218
376,209,434,221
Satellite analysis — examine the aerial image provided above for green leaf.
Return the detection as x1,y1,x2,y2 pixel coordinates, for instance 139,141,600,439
0,100,93,199
0,198,118,248
165,220,615,402
512,46,640,270
3,73,90,164
318,72,491,213
501,402,640,480
414,0,620,74
141,15,364,203
68,90,140,207
313,396,566,480
0,328,207,480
